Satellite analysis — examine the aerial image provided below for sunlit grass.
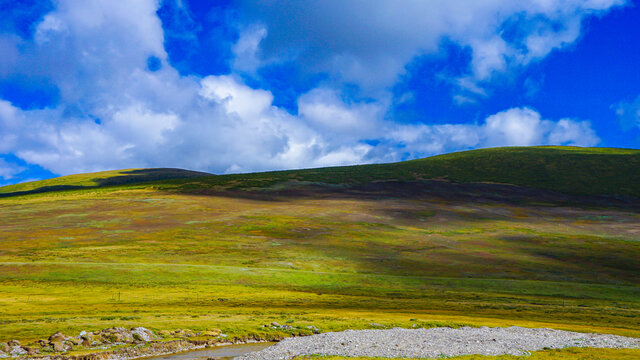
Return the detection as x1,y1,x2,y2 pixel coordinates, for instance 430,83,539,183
0,146,638,346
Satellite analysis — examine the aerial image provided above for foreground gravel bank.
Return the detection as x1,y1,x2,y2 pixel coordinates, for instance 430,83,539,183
237,326,640,359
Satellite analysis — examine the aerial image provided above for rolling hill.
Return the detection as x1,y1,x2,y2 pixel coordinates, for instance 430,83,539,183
1,146,638,198
0,146,638,347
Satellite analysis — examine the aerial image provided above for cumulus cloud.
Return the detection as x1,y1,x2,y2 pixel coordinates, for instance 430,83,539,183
298,88,386,139
236,0,625,92
387,107,599,156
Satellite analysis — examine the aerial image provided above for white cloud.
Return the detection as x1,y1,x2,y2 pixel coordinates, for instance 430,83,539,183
548,119,600,146
298,88,386,138
387,107,599,155
484,107,546,146
200,75,273,119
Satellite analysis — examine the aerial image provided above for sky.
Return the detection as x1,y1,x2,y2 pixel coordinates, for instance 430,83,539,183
0,0,639,185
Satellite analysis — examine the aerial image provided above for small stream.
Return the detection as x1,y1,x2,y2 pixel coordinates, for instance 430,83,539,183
145,343,274,360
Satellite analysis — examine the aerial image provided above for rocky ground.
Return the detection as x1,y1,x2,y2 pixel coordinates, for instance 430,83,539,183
237,326,640,360
0,322,318,360
0,327,239,360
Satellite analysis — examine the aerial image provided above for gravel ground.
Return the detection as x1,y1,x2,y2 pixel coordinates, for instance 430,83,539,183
236,326,640,359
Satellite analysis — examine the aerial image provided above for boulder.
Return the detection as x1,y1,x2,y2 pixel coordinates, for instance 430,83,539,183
49,332,67,343
131,327,155,342
6,340,19,347
51,341,66,352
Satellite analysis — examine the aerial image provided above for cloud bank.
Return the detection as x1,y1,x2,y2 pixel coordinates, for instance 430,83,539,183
0,0,613,178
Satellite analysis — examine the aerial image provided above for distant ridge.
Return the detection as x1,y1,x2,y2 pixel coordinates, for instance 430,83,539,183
1,146,639,198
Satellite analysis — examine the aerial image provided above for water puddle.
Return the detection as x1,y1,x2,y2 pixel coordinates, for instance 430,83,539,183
146,342,274,360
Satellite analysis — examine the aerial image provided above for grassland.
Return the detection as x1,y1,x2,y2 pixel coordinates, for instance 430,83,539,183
0,146,638,353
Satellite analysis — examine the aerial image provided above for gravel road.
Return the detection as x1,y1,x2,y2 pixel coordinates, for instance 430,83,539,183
236,326,640,359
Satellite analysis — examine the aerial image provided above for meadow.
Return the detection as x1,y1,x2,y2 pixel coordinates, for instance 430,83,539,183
0,146,638,356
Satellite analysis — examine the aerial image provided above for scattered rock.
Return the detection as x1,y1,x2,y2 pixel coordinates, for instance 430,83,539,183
8,345,27,356
270,322,280,327
6,341,20,347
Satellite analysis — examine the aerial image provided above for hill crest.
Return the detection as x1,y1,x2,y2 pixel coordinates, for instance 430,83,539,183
1,146,638,198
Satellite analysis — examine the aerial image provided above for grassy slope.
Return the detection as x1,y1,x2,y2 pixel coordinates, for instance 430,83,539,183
0,168,211,195
155,146,640,197
2,146,639,198
0,146,638,347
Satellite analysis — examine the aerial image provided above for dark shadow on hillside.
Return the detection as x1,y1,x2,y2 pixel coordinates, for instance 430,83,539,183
503,234,640,282
0,185,87,198
177,179,640,211
93,168,211,187
0,168,212,198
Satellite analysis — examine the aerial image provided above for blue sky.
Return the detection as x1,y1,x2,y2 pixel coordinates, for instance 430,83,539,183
0,0,639,185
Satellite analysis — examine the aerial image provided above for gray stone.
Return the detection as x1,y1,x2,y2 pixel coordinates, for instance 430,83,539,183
131,327,155,342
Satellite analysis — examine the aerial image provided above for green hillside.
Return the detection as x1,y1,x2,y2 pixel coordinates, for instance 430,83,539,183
2,146,637,198
162,146,638,197
0,146,638,349
0,168,211,196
